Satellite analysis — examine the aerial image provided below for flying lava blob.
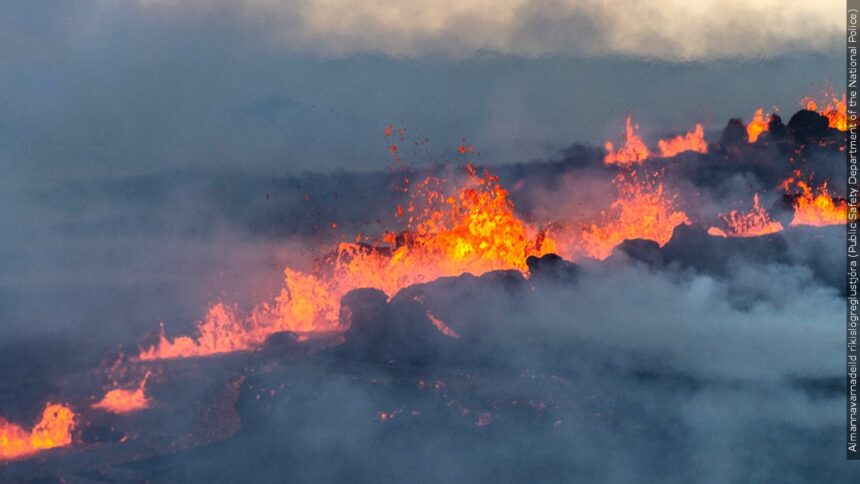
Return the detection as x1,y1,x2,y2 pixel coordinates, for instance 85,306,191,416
746,108,770,143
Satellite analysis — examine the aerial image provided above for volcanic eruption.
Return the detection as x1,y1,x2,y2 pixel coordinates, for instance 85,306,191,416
0,92,850,482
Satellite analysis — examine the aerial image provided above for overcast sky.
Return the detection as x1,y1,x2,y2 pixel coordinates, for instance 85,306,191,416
0,0,844,182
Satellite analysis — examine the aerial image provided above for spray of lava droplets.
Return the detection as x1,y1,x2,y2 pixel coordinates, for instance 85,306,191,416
0,403,76,461
140,165,556,360
781,171,847,227
604,116,650,165
607,117,707,162
707,194,784,238
802,92,848,131
566,169,689,260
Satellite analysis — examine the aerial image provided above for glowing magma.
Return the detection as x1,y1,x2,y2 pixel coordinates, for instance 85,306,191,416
93,372,151,414
140,166,555,359
658,124,707,157
782,171,847,226
607,118,707,162
802,92,848,131
604,116,650,165
0,403,76,461
746,108,769,143
570,169,689,260
707,194,783,238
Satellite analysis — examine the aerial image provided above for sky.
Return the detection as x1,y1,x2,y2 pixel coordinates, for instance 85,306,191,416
0,0,845,183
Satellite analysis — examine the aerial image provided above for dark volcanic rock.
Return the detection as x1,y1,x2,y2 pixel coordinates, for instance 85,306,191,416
527,253,579,283
766,113,788,140
265,331,301,349
614,224,792,276
613,223,842,291
613,239,663,266
475,269,526,287
719,118,748,146
788,109,830,142
335,288,451,363
337,288,390,358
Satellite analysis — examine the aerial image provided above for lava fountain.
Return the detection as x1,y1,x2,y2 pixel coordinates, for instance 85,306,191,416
93,372,152,414
140,165,556,360
707,194,784,238
565,168,689,260
0,404,76,461
781,171,847,227
658,124,708,157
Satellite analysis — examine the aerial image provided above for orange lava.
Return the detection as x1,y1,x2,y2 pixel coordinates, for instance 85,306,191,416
93,372,151,414
802,92,848,131
141,165,555,359
707,194,783,238
571,169,689,260
140,303,256,360
781,171,846,226
0,403,76,461
746,108,769,143
658,124,707,157
605,116,650,165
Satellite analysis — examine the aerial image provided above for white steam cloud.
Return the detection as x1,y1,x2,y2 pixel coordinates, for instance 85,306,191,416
136,0,841,60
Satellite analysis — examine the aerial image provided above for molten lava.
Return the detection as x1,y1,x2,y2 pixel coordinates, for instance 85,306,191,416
604,116,650,165
746,108,769,143
141,166,555,359
572,169,689,260
658,124,707,157
426,311,459,339
781,171,847,226
0,403,76,461
140,303,253,360
93,372,152,414
707,194,783,238
802,92,848,131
